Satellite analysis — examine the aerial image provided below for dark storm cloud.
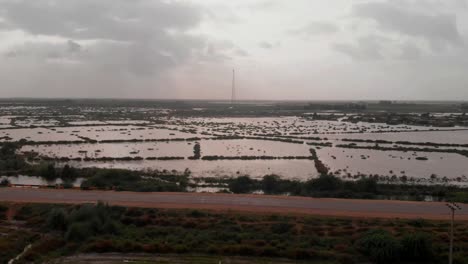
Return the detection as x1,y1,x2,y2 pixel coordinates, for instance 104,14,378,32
353,1,463,49
0,0,201,40
0,0,230,75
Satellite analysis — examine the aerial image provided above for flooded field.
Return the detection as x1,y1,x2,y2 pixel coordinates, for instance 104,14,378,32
0,128,84,142
201,139,310,156
63,159,318,180
326,130,468,144
21,141,194,159
2,101,468,186
317,148,468,183
55,126,202,141
170,117,458,137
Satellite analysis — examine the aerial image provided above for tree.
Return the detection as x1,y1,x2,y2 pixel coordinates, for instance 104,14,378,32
262,174,280,194
40,163,57,180
61,164,77,180
355,178,378,193
308,175,342,192
229,176,254,194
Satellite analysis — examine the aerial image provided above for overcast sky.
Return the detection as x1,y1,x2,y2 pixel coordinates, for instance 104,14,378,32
1,0,468,100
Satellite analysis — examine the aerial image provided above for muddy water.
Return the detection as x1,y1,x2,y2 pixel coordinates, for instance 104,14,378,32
63,159,318,180
317,147,468,180
22,141,193,158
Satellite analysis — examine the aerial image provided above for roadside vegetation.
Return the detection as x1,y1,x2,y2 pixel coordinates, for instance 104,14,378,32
224,174,468,202
1,202,467,264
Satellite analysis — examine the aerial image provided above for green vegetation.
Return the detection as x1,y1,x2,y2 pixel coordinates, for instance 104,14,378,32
3,202,467,263
189,142,201,160
0,142,27,173
80,168,188,192
225,174,468,202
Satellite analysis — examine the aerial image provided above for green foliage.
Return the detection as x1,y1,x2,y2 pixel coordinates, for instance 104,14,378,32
229,176,255,194
0,142,27,171
400,232,432,261
307,174,343,192
60,164,77,180
355,178,378,193
46,208,67,231
0,142,18,156
190,142,201,159
357,229,401,264
46,202,120,242
8,202,468,263
0,178,9,187
262,174,281,194
39,163,57,180
271,223,293,234
65,222,94,242
80,169,186,192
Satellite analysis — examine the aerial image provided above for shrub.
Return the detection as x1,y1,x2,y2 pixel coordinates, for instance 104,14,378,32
356,229,401,264
400,232,432,261
262,174,281,194
355,178,378,193
307,174,342,192
39,163,57,180
65,222,93,242
229,176,255,193
46,208,67,231
271,222,294,234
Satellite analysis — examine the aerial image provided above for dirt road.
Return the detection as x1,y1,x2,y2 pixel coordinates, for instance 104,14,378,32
1,187,466,220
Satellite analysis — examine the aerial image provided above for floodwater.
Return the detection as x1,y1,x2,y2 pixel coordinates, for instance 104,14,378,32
201,139,310,156
2,113,468,185
63,159,318,180
21,141,193,158
0,128,83,142
317,148,468,183
57,126,201,141
325,130,468,144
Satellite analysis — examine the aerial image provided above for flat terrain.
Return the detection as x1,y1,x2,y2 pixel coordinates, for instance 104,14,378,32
1,187,467,220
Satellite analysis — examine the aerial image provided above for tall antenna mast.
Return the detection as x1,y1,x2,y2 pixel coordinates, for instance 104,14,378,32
231,69,236,104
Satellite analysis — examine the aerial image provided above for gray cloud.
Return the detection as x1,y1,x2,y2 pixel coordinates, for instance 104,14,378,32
353,1,463,49
259,41,273,49
234,48,249,57
67,40,81,53
289,21,339,37
0,0,234,76
333,35,384,61
1,0,468,100
399,42,422,60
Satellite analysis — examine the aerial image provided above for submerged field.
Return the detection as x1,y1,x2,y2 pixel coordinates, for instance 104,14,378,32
1,100,468,188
